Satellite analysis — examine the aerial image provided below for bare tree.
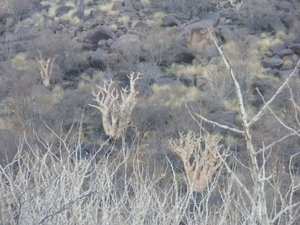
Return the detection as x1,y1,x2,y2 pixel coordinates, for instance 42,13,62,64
170,131,228,193
89,73,140,140
36,51,56,88
190,29,300,225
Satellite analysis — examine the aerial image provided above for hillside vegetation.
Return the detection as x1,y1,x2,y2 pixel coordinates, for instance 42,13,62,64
1,0,300,224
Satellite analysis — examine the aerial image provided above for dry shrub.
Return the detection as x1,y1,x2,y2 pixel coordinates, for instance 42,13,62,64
142,27,178,65
1,103,299,225
4,0,35,23
29,30,83,77
0,123,252,225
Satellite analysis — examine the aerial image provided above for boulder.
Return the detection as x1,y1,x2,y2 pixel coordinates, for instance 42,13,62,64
202,44,218,60
162,14,181,27
72,10,84,19
179,74,194,87
261,57,283,69
84,25,116,44
133,2,143,11
277,1,295,12
172,45,195,64
110,34,142,58
219,10,239,19
181,20,215,53
200,12,220,27
281,55,295,70
277,49,294,58
157,44,195,66
269,43,286,55
194,75,207,89
218,26,239,42
280,13,300,30
82,18,98,30
269,17,288,33
277,69,294,80
90,51,119,69
289,43,300,54
55,5,74,17
91,9,105,20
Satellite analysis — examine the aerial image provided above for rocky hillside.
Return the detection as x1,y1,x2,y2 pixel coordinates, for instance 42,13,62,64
0,0,300,170
2,1,300,224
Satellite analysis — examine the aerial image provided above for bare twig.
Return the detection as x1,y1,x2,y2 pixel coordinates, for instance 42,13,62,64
249,60,300,127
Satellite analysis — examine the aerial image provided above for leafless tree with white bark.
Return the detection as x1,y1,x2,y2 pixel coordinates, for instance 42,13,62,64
186,29,300,225
36,51,56,88
170,131,228,193
89,73,140,140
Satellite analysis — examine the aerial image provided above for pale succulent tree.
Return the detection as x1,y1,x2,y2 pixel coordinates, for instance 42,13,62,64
170,131,228,193
36,51,56,88
90,73,140,140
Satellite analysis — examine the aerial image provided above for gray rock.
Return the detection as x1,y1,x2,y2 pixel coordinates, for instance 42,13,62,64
280,13,300,30
269,17,288,33
202,44,218,61
282,55,297,70
72,10,84,19
218,27,239,42
55,5,73,17
119,11,138,20
182,20,215,53
265,51,274,57
219,10,239,19
84,25,116,44
162,14,181,27
97,39,107,47
261,57,283,69
277,49,294,58
195,76,207,89
79,42,97,51
133,2,143,11
277,1,295,12
200,12,220,27
110,34,142,58
82,18,98,30
124,0,133,7
179,74,194,87
106,38,114,47
158,44,195,66
289,43,300,54
91,9,105,20
90,51,119,69
291,54,299,63
269,43,286,55
172,45,195,64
